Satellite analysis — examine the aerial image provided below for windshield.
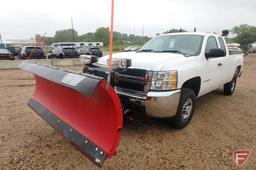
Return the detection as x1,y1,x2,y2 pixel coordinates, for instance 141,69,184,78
63,48,77,53
27,47,42,50
139,34,204,56
0,49,10,54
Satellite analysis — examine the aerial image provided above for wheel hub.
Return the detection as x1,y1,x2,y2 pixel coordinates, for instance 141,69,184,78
231,81,236,92
181,98,193,120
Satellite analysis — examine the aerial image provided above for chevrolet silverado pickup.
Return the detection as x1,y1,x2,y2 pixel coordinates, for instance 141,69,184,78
84,32,243,129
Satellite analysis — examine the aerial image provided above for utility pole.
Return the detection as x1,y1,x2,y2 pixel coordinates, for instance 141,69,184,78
71,18,75,42
142,25,144,36
0,34,2,43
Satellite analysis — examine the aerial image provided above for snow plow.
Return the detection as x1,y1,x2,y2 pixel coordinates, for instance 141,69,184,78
19,62,123,166
18,1,124,166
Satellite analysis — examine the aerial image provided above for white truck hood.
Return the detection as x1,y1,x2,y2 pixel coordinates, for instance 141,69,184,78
97,52,186,71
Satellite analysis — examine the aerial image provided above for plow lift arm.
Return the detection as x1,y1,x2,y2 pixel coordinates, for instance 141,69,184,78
19,61,123,167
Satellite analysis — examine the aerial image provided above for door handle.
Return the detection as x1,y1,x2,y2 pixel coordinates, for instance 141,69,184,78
217,63,223,66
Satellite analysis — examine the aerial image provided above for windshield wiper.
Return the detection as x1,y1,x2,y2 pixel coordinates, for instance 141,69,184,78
156,50,190,56
137,49,156,52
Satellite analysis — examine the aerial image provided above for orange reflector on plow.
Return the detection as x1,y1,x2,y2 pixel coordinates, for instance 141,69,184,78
19,62,123,166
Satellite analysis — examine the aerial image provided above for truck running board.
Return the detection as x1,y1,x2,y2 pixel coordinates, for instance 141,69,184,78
19,62,123,167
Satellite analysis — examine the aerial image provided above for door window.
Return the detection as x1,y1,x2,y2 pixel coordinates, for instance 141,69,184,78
205,36,218,54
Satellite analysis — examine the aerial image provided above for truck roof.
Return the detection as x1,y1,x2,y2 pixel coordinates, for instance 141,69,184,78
159,32,219,37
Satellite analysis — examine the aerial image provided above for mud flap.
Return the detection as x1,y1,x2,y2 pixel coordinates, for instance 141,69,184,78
19,62,123,167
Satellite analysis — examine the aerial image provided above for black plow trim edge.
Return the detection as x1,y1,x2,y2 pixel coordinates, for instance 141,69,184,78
28,98,107,167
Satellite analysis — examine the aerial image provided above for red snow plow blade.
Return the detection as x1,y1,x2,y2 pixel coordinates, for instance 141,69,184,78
19,62,123,166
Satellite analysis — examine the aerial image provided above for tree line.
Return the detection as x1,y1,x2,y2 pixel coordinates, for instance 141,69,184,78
36,27,150,46
36,25,256,49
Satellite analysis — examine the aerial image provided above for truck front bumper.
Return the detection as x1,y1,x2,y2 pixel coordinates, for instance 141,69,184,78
146,90,181,118
115,87,181,118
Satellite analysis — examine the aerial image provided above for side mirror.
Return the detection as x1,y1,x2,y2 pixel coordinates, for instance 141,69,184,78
205,48,226,58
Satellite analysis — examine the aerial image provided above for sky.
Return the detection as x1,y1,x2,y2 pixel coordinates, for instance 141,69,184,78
0,0,256,40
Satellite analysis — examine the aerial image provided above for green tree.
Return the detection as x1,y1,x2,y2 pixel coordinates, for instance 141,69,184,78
35,34,42,41
78,32,95,42
113,31,124,44
35,27,150,47
232,24,256,35
44,37,55,45
232,24,256,45
163,28,186,34
54,29,78,42
94,27,110,46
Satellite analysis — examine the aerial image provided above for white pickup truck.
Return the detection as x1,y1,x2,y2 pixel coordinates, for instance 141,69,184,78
82,32,244,129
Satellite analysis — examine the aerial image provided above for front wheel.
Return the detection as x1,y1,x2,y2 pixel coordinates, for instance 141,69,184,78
168,88,196,129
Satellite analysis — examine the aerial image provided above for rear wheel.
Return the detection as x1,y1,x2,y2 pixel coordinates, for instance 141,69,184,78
224,77,237,95
58,54,64,59
168,88,196,129
223,68,239,96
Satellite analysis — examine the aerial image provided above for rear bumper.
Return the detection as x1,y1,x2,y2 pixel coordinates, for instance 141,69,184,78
115,87,181,118
0,55,14,60
20,55,45,59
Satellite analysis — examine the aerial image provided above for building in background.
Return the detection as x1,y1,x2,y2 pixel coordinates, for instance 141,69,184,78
4,39,39,47
52,42,103,48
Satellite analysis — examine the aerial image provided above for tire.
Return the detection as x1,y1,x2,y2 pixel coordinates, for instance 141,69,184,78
58,54,64,59
224,77,237,96
223,68,239,96
168,88,196,129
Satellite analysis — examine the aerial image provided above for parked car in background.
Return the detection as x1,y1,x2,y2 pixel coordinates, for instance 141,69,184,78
228,43,246,55
0,49,15,60
78,46,91,55
228,47,244,55
7,46,21,56
249,43,256,53
88,45,103,57
78,46,103,57
0,43,6,49
48,46,79,59
19,46,45,59
123,46,141,52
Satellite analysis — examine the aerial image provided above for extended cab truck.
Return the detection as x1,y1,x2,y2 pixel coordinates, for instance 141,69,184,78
82,32,244,129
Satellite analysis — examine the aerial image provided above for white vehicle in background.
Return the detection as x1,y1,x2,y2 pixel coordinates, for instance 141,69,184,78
227,43,244,55
250,43,256,53
123,46,141,52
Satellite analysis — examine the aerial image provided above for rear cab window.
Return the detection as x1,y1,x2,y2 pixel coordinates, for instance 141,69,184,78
26,47,44,53
218,37,227,56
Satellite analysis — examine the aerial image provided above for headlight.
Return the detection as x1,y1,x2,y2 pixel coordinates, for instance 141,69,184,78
80,55,98,64
107,58,132,69
151,71,177,90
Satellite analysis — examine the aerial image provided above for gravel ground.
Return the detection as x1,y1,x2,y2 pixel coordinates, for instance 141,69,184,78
0,54,256,169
